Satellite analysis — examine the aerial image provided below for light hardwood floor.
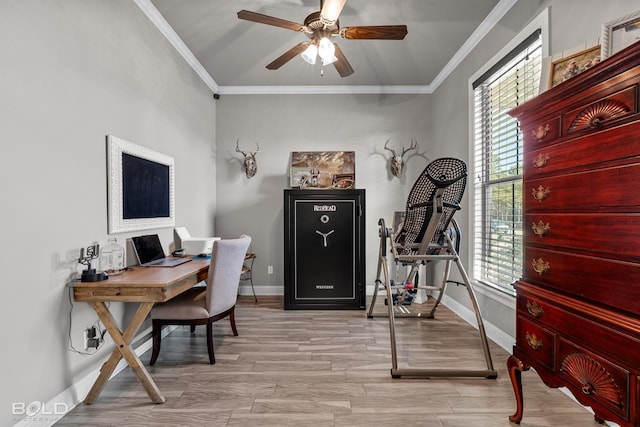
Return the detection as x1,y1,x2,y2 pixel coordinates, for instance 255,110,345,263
57,296,603,426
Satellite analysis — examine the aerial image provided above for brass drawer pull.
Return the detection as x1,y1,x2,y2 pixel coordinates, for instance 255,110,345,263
525,331,543,350
532,258,550,275
532,221,550,237
582,383,594,395
532,185,550,202
533,153,550,168
526,300,544,318
532,123,550,141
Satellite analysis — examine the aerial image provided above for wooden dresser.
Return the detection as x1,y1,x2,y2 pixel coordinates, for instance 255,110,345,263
507,41,640,426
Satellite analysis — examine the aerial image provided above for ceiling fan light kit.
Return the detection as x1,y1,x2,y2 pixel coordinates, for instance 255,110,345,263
301,44,318,65
237,0,407,77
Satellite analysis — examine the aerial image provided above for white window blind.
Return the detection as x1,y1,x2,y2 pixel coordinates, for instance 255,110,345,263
472,30,542,294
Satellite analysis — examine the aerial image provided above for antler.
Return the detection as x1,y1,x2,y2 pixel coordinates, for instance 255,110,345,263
383,140,396,155
236,139,260,155
402,139,418,156
235,139,246,156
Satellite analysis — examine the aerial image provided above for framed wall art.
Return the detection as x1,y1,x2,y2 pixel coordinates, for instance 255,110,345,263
290,167,314,188
289,151,355,189
601,10,640,59
332,173,355,189
548,45,601,88
107,135,175,233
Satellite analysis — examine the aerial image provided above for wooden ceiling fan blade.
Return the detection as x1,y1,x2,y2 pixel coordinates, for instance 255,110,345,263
332,43,354,77
340,25,408,40
237,10,305,32
266,42,310,70
320,0,347,24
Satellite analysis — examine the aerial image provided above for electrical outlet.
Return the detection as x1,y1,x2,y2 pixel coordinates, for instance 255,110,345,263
268,265,273,275
85,327,101,350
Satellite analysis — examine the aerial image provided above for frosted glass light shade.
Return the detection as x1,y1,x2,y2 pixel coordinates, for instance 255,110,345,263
301,44,318,64
318,37,335,62
322,54,338,66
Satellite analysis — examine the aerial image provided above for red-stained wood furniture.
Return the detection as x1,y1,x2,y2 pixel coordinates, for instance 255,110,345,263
507,41,640,426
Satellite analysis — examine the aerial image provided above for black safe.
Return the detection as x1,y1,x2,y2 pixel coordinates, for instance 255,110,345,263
284,189,365,310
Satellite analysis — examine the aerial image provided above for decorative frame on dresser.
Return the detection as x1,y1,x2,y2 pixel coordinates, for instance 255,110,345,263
507,40,640,426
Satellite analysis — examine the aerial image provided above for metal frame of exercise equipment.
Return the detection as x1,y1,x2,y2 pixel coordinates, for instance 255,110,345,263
367,158,497,379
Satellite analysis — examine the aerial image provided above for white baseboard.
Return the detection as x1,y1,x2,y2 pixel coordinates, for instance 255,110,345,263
238,284,283,296
441,295,515,353
11,325,176,427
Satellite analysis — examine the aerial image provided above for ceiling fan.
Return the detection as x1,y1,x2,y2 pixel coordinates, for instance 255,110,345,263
237,0,408,77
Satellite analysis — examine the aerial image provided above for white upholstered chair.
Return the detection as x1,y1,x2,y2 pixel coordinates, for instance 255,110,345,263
149,234,251,365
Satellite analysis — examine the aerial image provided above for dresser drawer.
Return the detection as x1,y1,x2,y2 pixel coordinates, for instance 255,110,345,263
525,162,640,212
524,121,640,179
563,85,638,136
521,72,640,151
516,284,640,370
516,315,556,371
523,247,640,314
524,213,640,262
559,339,630,421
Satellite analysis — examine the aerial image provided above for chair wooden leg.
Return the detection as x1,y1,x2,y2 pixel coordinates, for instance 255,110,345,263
229,306,238,336
206,320,215,364
150,319,162,365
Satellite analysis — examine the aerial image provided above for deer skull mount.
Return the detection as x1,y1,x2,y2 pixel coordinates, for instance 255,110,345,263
235,139,260,179
384,139,418,178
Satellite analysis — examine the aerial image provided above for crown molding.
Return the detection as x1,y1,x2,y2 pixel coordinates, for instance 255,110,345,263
429,0,518,92
133,0,219,93
219,85,433,95
135,0,516,96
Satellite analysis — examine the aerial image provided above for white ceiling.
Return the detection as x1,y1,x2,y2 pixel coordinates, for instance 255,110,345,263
142,0,511,93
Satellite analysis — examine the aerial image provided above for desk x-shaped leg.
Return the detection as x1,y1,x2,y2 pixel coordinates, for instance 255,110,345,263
84,302,165,404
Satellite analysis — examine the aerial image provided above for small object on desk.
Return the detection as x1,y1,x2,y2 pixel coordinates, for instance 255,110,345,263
78,244,107,282
195,253,211,259
99,237,125,276
172,249,185,257
174,227,219,256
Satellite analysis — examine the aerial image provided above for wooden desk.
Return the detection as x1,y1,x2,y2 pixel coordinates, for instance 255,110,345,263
73,259,209,404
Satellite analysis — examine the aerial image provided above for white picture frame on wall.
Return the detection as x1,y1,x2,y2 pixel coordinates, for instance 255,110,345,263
107,135,175,234
601,10,640,59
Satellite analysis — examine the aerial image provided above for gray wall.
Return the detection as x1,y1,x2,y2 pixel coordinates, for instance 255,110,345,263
215,94,432,293
1,1,216,425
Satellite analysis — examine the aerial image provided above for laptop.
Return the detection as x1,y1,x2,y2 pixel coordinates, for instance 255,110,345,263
131,234,193,267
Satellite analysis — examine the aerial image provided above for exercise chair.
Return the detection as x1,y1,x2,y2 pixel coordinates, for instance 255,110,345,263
368,157,497,379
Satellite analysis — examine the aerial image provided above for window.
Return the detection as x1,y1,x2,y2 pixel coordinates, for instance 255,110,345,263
471,30,542,294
